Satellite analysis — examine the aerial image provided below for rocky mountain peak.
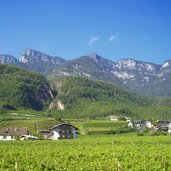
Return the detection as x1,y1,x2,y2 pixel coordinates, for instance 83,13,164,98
18,48,65,72
89,52,105,63
19,48,65,64
23,48,34,56
19,48,52,63
0,55,18,64
159,60,171,76
161,60,171,69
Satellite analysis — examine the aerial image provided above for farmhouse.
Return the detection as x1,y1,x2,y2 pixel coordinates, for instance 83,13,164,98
156,120,171,132
134,121,152,130
0,128,28,140
40,123,79,140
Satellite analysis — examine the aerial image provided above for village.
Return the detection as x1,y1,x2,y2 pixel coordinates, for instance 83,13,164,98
0,117,171,141
0,123,79,141
110,116,171,133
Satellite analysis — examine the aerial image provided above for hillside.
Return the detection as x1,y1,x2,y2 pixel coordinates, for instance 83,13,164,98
49,77,171,119
46,53,171,97
0,64,52,111
46,54,124,87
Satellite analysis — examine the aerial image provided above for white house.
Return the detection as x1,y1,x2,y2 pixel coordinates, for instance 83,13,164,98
0,128,28,140
0,135,15,141
156,120,171,133
41,123,79,140
134,121,152,130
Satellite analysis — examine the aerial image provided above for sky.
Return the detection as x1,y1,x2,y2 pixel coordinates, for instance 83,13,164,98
0,0,171,64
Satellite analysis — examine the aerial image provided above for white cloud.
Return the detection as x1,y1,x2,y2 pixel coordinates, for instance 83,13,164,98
108,34,119,42
89,36,99,45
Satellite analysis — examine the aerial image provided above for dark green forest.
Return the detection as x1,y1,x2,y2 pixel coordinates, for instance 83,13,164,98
0,64,51,111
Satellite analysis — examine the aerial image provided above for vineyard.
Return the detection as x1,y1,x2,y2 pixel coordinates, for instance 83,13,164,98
78,120,128,135
0,135,171,170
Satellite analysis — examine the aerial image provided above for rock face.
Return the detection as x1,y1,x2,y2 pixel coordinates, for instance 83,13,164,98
19,48,65,73
0,48,65,73
0,55,20,65
19,48,65,64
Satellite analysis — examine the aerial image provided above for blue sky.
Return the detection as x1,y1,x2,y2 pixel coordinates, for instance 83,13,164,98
0,0,171,64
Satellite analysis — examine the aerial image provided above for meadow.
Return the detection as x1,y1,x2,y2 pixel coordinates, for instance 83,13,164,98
0,135,171,171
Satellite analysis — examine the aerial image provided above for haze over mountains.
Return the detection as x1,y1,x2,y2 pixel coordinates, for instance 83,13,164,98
1,48,171,97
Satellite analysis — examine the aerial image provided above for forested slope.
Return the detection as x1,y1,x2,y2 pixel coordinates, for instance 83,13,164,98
50,77,171,119
0,64,52,111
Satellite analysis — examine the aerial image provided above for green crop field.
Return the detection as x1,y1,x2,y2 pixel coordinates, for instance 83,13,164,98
0,135,171,170
78,120,128,135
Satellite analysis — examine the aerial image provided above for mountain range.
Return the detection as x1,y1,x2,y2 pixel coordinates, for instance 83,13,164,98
1,64,171,119
1,48,171,97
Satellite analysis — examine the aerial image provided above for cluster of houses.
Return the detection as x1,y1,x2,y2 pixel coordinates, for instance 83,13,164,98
1,119,171,140
0,123,79,141
108,115,171,133
128,120,171,133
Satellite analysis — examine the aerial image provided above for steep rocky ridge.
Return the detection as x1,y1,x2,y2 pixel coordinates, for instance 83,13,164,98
0,55,20,66
0,48,65,73
19,48,65,73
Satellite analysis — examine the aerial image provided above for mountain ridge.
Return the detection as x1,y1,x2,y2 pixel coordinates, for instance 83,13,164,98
0,48,66,73
47,53,171,97
1,49,171,97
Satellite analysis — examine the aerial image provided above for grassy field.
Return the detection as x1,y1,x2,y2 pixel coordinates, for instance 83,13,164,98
0,135,171,170
77,120,128,135
0,110,48,120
